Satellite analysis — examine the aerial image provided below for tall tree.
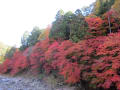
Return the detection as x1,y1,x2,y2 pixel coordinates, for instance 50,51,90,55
93,0,115,16
69,9,88,42
49,9,88,42
49,10,72,40
27,26,42,46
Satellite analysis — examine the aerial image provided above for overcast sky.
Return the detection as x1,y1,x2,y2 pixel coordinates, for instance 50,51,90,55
0,0,96,47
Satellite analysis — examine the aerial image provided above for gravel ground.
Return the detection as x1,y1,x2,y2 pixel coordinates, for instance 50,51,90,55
0,75,76,90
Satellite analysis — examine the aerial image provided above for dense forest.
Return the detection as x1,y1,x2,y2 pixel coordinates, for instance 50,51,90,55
1,0,120,89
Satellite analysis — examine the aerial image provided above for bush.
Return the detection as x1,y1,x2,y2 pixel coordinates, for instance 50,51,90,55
1,33,120,89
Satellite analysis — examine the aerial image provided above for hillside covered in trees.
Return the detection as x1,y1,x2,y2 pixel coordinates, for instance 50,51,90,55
1,0,120,89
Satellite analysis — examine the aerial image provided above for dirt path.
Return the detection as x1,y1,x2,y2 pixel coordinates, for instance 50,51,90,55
0,75,76,90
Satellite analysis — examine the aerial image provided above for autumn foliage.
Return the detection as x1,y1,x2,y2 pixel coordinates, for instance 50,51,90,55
1,32,120,89
86,17,105,36
1,11,120,90
0,51,29,75
85,10,120,38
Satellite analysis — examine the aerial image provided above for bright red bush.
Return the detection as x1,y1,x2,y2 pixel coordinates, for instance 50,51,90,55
89,33,120,89
46,40,95,84
60,62,81,84
86,17,105,36
86,10,120,37
1,29,120,90
10,51,29,75
0,59,12,73
0,50,29,76
29,39,53,74
37,33,120,89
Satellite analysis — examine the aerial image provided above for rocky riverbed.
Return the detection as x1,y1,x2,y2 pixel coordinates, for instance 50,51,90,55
0,75,77,90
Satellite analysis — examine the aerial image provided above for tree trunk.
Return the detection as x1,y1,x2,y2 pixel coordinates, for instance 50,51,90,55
108,15,112,33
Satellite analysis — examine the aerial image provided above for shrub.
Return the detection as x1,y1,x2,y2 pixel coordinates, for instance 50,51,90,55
85,17,105,36
90,33,120,89
1,32,120,89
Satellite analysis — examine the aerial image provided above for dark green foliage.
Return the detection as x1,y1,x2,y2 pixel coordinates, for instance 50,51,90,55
49,19,68,40
69,9,88,42
27,27,42,46
49,9,88,42
49,10,68,40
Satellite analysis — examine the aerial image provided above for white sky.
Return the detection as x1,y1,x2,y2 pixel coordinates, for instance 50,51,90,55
0,0,96,47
